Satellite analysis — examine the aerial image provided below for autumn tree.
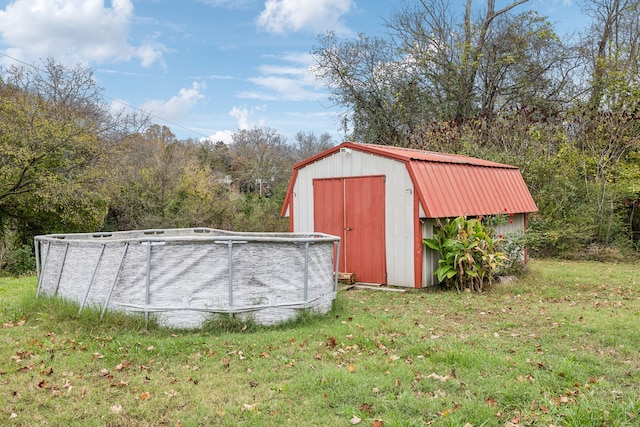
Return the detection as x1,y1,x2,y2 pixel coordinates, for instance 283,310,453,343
292,131,335,162
228,127,292,196
565,0,640,246
0,59,140,242
313,32,419,145
106,125,237,230
314,0,577,148
581,0,640,111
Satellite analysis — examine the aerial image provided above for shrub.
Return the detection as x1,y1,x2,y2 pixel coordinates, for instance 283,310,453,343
1,242,36,276
424,216,507,292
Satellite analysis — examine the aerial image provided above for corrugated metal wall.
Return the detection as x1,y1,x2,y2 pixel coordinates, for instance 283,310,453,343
421,219,438,287
291,150,417,287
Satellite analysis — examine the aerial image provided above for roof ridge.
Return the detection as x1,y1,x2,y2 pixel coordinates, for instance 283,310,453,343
349,142,516,169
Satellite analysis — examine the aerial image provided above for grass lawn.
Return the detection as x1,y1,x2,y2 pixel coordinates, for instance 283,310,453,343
1,259,639,426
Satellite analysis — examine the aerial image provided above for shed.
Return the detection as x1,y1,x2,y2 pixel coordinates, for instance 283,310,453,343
280,142,538,288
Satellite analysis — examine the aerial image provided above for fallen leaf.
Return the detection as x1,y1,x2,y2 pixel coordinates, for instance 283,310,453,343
359,403,373,416
372,420,384,427
347,365,355,372
110,405,123,414
115,361,131,371
242,403,258,413
140,392,151,400
350,415,361,424
427,372,450,382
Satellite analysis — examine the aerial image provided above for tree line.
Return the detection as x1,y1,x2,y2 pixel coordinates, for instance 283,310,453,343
0,58,334,274
2,0,640,274
313,0,640,259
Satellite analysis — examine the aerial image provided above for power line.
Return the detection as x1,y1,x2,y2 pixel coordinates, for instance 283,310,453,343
0,51,212,139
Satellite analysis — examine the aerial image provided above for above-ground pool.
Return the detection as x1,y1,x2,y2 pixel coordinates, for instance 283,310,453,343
34,228,340,327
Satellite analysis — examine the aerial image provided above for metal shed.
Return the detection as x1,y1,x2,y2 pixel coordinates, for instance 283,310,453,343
280,142,538,288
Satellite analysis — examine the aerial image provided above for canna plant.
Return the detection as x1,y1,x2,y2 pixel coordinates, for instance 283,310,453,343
424,216,507,292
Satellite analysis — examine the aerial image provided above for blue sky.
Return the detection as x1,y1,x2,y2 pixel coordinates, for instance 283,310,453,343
0,0,586,144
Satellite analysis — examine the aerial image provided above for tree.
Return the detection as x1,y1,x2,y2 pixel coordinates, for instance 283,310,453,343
106,125,234,230
197,139,233,175
387,0,534,119
581,0,640,111
569,0,640,245
0,59,136,242
475,11,575,119
292,131,335,162
228,127,291,196
313,32,424,145
314,0,577,146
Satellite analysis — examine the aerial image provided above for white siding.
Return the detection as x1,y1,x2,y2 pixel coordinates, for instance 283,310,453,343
291,150,416,287
494,213,525,237
494,213,527,261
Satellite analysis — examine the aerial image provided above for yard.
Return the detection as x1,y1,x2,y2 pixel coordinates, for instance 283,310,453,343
1,259,639,426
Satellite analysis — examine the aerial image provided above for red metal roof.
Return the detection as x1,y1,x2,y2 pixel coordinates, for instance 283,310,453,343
281,142,538,218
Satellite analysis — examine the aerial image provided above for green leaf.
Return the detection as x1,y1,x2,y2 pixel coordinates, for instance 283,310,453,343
423,238,440,250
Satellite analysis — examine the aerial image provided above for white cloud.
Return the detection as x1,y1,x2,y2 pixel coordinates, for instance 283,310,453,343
230,106,253,130
238,52,327,101
207,106,265,144
199,0,254,8
0,0,164,66
230,106,266,129
141,82,206,120
257,0,354,34
206,130,235,144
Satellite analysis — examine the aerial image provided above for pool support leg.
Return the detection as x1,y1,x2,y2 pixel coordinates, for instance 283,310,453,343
80,244,106,313
101,243,129,321
334,240,341,292
145,242,152,323
53,243,70,296
227,241,234,315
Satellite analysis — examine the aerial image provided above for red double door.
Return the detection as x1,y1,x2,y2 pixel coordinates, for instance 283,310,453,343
313,176,386,284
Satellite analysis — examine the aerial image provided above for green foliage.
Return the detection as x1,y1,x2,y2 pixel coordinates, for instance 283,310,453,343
0,230,35,276
104,128,291,233
0,60,115,240
424,217,507,292
526,215,595,258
